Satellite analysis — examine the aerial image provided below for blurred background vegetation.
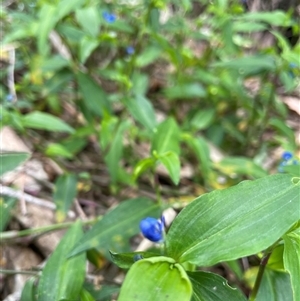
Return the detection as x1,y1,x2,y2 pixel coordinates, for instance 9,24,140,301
1,0,299,299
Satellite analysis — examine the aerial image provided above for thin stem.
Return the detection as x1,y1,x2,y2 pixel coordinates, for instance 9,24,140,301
248,251,272,301
0,269,39,276
0,217,99,242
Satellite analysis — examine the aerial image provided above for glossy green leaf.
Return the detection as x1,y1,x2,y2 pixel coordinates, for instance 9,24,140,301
0,151,30,176
214,157,268,179
188,271,247,301
104,120,130,184
256,269,293,301
69,197,161,258
125,95,157,132
158,151,181,185
22,112,74,133
117,257,192,301
165,83,206,99
151,117,180,155
53,173,77,222
110,251,160,269
76,72,111,117
20,277,36,301
283,229,300,301
0,197,17,231
37,221,86,301
282,164,300,177
166,174,300,266
267,244,284,271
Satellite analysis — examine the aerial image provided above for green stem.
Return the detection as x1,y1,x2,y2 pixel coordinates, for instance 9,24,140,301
0,217,99,242
248,251,272,301
0,269,39,276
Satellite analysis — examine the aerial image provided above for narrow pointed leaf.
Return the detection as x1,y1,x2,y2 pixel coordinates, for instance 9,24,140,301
283,229,300,301
69,198,161,258
188,271,247,301
22,112,74,133
166,174,300,266
20,277,36,301
117,257,192,301
37,221,86,301
0,152,30,176
158,151,181,185
151,117,180,155
53,173,77,222
256,269,293,301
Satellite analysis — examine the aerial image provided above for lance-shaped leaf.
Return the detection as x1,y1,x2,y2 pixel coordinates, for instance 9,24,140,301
151,117,180,155
256,269,293,301
20,277,36,301
283,228,300,301
166,174,300,266
0,151,30,176
37,221,86,301
188,271,247,301
69,198,161,257
53,173,77,222
117,257,192,301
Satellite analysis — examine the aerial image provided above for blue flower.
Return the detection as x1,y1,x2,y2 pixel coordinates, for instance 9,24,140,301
282,151,293,161
6,94,14,102
126,46,135,55
102,11,116,23
140,217,165,242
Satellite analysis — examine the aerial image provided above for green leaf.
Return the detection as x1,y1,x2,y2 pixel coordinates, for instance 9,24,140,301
256,269,293,301
212,55,276,77
117,257,192,301
158,151,181,185
214,157,268,179
183,135,212,179
283,229,300,301
110,251,160,269
0,151,30,176
239,11,290,27
83,283,120,301
76,7,101,37
22,112,74,133
69,197,161,258
166,174,300,266
37,221,86,301
0,197,17,232
79,37,99,64
151,117,180,155
80,288,96,301
104,120,130,184
282,164,300,177
188,271,247,301
76,72,111,117
53,173,77,222
37,4,57,55
165,83,206,99
124,95,157,132
189,108,215,131
20,277,36,301
133,157,155,180
135,46,162,67
269,118,296,150
45,143,74,159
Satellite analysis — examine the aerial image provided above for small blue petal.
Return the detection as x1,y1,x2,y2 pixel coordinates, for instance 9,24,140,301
102,11,116,23
126,46,135,55
140,217,164,242
6,94,14,102
282,151,293,161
